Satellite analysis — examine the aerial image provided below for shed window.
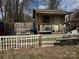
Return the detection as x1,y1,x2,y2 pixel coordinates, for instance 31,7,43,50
43,15,50,23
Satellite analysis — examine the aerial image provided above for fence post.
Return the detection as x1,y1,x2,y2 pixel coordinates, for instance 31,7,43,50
39,35,42,47
16,37,17,49
26,36,27,48
6,38,7,50
0,37,2,50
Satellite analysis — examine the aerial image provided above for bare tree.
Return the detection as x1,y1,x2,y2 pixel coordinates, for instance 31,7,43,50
0,0,4,20
49,0,61,9
2,0,28,22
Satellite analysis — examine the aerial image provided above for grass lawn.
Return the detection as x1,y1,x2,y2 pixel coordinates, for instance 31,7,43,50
0,45,79,59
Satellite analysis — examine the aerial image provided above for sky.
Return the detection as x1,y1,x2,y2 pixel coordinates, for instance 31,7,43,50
1,0,79,19
24,0,79,14
24,0,79,16
60,0,79,12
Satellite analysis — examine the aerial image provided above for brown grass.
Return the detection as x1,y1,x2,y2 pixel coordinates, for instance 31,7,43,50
0,45,79,59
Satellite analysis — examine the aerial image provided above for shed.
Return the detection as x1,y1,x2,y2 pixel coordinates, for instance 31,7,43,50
33,9,67,34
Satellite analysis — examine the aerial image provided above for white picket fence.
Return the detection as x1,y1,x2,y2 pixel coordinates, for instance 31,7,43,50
0,35,40,50
0,34,79,50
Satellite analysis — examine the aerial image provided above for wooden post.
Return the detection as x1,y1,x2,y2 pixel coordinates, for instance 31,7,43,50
11,37,12,49
16,37,17,49
21,37,22,48
6,38,7,50
39,35,42,47
0,38,1,50
26,37,27,48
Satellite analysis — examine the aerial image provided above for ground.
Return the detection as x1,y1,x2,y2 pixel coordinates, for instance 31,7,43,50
0,45,79,59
